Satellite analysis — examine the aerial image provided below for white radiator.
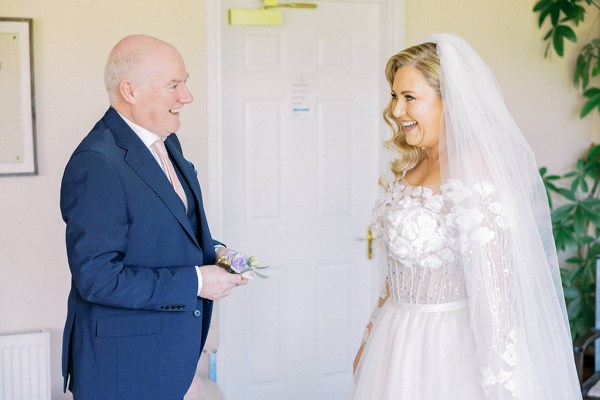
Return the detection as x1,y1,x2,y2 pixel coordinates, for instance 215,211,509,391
0,329,51,400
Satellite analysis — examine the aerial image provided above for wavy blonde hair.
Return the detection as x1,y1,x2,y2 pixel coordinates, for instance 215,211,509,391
383,42,441,179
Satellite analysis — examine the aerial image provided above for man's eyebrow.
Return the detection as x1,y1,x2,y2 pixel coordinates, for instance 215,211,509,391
167,74,190,84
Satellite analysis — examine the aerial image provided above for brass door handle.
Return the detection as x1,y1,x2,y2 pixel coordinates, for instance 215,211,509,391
358,227,374,259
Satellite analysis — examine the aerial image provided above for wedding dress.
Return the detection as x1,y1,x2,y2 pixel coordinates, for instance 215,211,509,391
352,33,581,400
352,179,505,399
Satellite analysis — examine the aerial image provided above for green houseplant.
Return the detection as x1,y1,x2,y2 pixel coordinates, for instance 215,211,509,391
533,0,600,118
533,0,600,339
540,145,600,339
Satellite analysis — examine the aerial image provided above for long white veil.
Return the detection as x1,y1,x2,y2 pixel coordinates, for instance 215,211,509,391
429,33,581,399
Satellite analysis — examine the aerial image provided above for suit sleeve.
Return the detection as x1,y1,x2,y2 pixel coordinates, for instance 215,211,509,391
60,150,199,311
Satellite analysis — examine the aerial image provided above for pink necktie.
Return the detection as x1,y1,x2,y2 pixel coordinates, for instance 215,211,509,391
152,139,188,211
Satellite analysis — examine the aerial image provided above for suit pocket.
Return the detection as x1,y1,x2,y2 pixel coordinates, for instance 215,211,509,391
96,313,161,337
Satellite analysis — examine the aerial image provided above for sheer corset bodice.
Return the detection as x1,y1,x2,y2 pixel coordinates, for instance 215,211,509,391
373,182,468,304
387,257,467,304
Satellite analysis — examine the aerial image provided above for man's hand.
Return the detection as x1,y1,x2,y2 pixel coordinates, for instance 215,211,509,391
215,247,250,287
198,265,245,300
215,246,231,260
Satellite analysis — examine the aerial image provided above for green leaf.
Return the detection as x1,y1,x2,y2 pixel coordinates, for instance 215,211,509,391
563,4,586,25
579,235,596,245
571,175,582,192
553,223,576,251
567,296,583,317
570,263,586,281
545,181,561,193
563,286,581,299
566,256,584,264
587,212,600,227
564,171,577,178
580,87,600,118
594,57,600,77
573,206,587,235
532,0,545,12
574,54,583,86
552,203,575,221
553,32,565,56
545,181,561,194
553,25,577,56
559,1,575,19
534,0,554,26
582,197,600,208
254,271,268,279
551,6,562,26
588,144,600,160
580,176,589,192
558,24,577,42
558,187,577,201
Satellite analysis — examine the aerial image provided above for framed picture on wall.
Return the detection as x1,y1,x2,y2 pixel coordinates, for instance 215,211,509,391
0,18,37,176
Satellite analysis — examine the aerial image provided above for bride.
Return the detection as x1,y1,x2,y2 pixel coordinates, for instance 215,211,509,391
351,33,582,399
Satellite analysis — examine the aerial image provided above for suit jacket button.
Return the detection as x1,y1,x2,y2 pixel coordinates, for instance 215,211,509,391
193,310,201,317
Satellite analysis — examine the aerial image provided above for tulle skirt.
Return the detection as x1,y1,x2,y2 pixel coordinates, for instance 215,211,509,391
351,299,484,400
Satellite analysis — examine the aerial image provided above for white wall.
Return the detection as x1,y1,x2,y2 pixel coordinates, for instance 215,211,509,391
1,1,207,398
0,0,597,399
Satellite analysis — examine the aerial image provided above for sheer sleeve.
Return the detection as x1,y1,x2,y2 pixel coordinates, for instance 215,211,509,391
360,278,390,347
445,180,517,399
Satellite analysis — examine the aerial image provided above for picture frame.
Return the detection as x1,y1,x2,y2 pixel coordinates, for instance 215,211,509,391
0,18,37,176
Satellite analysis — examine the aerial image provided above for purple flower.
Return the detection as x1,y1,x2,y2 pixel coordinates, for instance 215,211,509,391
227,252,249,273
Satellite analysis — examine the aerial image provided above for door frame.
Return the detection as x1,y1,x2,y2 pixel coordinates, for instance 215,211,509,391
203,0,405,388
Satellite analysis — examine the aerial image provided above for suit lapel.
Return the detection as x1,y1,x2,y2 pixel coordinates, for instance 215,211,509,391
102,108,199,247
165,136,209,247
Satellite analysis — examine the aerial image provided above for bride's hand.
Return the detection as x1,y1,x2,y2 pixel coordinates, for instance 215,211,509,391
353,345,365,374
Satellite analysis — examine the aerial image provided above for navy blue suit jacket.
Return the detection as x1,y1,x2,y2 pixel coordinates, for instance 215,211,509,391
60,107,217,399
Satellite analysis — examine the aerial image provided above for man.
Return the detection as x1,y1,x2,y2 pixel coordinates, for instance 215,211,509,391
60,35,244,399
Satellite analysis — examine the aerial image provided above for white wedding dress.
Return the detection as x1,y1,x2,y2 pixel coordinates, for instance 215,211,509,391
351,33,581,400
352,179,515,399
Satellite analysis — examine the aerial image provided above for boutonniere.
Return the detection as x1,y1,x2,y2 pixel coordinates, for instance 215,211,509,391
217,251,269,279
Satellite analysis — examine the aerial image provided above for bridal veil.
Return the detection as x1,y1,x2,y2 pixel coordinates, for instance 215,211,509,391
430,33,581,398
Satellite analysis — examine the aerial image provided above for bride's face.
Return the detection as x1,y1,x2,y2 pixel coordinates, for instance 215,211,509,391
390,66,443,149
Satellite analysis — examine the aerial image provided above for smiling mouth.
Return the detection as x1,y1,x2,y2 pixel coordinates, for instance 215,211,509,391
169,108,181,115
402,121,417,129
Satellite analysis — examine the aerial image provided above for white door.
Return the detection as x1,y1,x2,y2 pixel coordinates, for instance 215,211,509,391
207,1,401,399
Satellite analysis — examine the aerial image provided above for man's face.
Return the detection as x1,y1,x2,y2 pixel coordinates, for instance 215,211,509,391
132,47,193,137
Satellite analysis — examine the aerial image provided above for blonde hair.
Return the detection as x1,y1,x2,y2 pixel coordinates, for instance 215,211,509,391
383,42,441,179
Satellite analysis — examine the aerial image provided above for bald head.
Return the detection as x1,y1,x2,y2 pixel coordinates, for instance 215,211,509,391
104,35,180,105
102,34,193,136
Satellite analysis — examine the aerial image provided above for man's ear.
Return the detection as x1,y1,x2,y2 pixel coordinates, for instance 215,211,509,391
119,80,137,104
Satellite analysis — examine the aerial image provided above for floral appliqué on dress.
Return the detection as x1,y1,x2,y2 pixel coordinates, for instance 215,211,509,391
370,179,517,399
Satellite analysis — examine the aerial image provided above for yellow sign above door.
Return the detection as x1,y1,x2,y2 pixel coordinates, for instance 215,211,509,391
228,1,317,26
